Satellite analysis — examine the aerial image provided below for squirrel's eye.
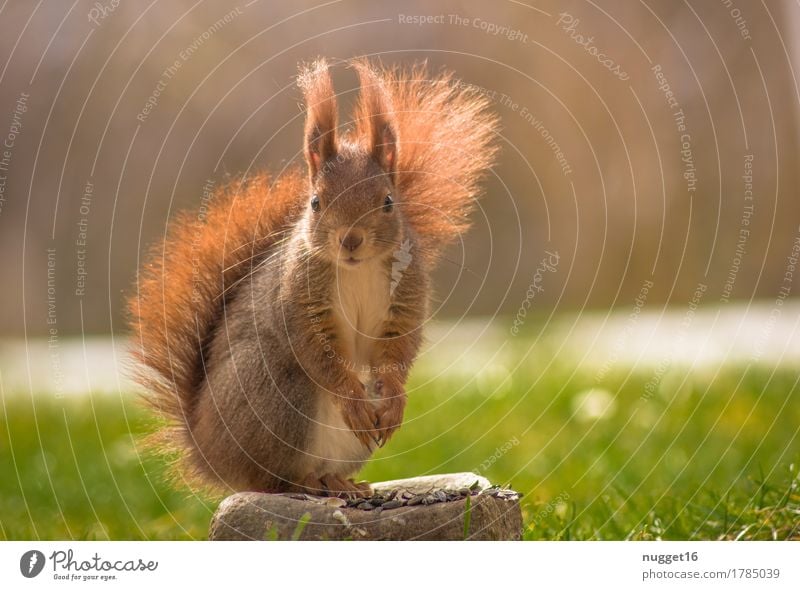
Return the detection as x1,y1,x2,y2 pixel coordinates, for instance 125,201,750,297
383,193,394,213
310,195,320,212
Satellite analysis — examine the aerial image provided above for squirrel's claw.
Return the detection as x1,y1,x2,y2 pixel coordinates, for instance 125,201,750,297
351,419,381,449
352,429,380,449
334,380,382,448
373,392,406,447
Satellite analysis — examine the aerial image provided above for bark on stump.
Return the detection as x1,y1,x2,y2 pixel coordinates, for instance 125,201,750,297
209,472,522,541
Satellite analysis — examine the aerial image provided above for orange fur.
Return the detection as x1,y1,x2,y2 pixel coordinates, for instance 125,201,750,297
352,60,500,262
128,170,306,462
128,59,499,479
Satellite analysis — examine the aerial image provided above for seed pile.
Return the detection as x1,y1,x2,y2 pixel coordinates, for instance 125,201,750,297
286,483,520,514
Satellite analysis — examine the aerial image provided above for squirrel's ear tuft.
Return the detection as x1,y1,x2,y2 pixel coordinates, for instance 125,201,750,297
351,59,398,181
298,59,338,178
375,121,397,177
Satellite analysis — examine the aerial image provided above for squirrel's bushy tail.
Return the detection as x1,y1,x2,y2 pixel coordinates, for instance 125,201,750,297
128,170,305,464
353,60,500,262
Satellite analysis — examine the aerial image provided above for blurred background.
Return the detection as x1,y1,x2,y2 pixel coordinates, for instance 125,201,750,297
1,0,799,336
0,0,798,540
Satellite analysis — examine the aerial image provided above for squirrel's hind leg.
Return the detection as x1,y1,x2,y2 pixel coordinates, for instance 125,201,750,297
340,477,373,498
296,473,372,499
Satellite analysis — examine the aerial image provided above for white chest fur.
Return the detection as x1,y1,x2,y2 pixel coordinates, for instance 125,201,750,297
303,260,390,479
330,259,391,383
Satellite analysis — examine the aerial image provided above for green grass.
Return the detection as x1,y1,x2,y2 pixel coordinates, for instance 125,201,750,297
0,393,215,540
1,341,798,540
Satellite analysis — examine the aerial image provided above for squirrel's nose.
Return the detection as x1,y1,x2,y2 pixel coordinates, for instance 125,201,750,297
339,230,364,253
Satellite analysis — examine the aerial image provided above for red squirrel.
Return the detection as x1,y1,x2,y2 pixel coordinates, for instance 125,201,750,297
129,58,498,497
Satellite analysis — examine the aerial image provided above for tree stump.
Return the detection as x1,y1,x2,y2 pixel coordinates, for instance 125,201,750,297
209,472,522,541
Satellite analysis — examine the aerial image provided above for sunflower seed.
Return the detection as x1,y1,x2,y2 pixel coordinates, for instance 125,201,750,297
407,495,424,506
381,500,404,510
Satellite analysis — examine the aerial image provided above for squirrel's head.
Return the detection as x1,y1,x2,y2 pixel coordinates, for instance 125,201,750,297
298,58,402,269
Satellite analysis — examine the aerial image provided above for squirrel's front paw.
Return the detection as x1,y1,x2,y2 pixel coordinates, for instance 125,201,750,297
374,377,407,446
335,381,380,448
